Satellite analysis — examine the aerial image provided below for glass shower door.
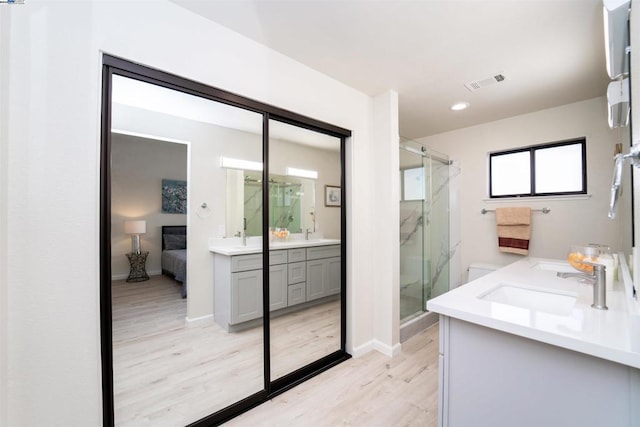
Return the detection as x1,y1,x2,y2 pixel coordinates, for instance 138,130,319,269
425,156,450,301
400,149,426,321
399,145,450,322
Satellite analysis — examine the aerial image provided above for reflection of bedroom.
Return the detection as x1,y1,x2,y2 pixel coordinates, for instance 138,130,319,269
110,133,188,290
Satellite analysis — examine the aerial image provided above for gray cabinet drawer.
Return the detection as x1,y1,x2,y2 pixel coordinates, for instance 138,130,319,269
269,250,288,265
306,245,341,260
288,282,306,306
231,254,262,272
231,250,288,272
288,248,306,263
288,261,306,284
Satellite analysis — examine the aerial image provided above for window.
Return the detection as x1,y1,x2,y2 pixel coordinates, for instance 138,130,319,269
402,166,425,201
489,138,586,198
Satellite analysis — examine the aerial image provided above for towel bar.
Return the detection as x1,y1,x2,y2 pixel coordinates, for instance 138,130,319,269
481,207,550,214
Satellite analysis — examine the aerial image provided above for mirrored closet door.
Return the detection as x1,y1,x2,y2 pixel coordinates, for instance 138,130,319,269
108,73,266,427
268,119,342,381
100,55,350,427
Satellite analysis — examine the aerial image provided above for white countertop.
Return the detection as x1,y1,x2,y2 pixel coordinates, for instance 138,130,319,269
427,257,640,369
209,238,341,256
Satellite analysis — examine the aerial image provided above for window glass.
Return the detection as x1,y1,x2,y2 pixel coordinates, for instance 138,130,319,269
535,144,583,193
490,151,530,196
489,138,586,198
403,167,425,201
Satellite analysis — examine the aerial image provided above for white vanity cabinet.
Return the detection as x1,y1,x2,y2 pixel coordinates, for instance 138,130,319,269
427,258,640,427
306,245,341,302
438,316,638,427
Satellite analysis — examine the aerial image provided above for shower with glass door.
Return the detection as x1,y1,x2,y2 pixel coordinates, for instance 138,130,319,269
399,143,451,322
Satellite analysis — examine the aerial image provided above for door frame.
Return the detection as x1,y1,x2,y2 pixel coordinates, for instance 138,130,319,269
100,54,350,426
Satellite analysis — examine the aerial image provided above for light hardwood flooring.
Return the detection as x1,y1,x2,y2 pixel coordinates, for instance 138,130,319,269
111,275,439,427
113,275,340,426
224,324,439,427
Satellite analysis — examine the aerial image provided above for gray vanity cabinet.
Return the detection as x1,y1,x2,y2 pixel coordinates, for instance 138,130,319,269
214,250,288,330
306,245,341,302
287,248,307,306
268,264,288,311
231,269,263,324
213,244,341,332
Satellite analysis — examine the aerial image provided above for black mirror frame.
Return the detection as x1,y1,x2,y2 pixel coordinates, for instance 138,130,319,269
100,54,351,426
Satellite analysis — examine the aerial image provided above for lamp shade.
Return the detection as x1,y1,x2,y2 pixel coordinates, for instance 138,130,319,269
124,220,146,234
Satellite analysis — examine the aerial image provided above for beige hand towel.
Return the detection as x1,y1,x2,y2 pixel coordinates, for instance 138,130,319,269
495,207,531,255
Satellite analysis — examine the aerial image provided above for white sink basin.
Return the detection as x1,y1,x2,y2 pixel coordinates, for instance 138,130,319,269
479,283,576,315
531,260,576,273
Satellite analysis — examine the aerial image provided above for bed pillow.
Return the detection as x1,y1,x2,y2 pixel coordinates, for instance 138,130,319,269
163,234,187,250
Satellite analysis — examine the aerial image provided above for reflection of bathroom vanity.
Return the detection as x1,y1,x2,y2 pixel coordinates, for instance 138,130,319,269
210,239,340,332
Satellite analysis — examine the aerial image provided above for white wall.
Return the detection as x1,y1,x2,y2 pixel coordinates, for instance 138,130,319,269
369,90,400,356
111,133,187,279
0,6,9,427
418,97,632,283
1,1,393,425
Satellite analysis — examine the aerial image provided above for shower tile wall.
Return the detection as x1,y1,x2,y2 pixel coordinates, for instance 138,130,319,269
399,146,461,322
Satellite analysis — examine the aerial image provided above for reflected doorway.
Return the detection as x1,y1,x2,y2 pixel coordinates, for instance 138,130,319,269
100,55,351,426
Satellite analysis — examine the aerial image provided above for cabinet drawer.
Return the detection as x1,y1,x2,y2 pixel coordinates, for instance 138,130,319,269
231,250,288,272
287,282,306,306
231,254,262,272
288,248,306,263
269,250,288,265
288,261,306,284
306,245,341,260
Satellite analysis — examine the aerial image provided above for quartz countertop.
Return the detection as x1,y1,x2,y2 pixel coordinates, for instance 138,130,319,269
209,238,341,256
426,257,640,369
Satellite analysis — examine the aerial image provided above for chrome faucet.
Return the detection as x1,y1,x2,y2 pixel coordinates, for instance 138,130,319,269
305,228,310,240
557,261,608,310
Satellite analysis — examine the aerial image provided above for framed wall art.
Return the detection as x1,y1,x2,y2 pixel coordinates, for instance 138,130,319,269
324,185,341,207
162,179,187,214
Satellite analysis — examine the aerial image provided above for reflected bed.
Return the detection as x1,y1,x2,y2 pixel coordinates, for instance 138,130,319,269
161,225,187,298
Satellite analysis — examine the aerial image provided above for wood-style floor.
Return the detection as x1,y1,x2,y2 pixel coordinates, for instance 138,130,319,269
225,325,439,426
111,275,439,427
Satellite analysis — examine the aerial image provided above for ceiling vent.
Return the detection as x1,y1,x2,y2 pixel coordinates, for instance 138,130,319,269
464,73,506,92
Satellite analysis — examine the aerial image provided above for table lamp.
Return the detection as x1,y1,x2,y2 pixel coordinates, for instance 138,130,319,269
124,220,146,254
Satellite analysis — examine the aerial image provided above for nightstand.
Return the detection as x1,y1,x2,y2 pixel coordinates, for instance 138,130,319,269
126,251,150,282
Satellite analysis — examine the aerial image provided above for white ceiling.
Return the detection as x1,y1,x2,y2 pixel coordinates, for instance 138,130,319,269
171,0,610,139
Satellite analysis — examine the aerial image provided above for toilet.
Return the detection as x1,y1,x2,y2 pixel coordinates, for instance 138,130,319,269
468,262,501,282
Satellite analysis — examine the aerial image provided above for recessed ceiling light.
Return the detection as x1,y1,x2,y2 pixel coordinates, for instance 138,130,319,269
450,102,470,111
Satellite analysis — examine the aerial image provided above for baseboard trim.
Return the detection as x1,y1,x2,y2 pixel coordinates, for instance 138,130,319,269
185,314,213,327
351,340,374,358
351,339,401,358
372,339,402,357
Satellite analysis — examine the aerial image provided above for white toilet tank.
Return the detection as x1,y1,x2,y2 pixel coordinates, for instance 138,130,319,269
468,263,501,282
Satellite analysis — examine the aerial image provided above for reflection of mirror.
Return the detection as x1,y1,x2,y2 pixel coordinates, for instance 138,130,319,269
226,170,316,237
268,119,342,381
101,56,350,426
109,73,265,426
